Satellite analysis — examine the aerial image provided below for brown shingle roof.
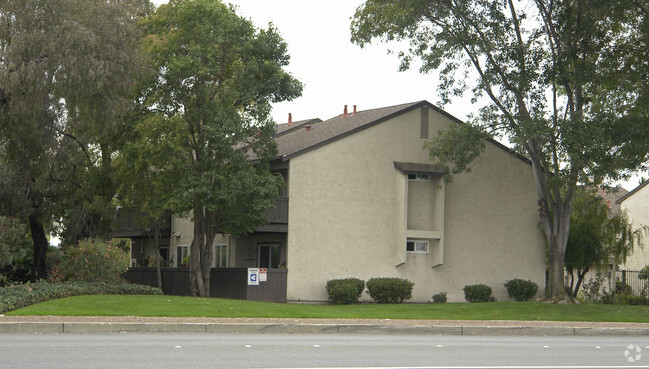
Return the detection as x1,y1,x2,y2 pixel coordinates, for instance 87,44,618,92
393,162,447,176
276,118,322,137
276,101,427,160
617,179,649,204
598,186,629,213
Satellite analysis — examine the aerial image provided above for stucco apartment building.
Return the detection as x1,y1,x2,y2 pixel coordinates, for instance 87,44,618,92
117,101,546,302
618,180,649,271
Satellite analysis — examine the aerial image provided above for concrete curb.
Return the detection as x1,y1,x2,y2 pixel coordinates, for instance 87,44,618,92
1,321,649,336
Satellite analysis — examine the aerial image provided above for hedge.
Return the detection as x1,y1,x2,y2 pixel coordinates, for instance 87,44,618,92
463,284,493,302
366,277,414,303
0,280,162,314
326,278,365,304
504,278,539,301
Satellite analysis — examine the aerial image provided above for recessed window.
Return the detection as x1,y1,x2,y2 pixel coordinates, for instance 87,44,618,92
176,245,189,267
407,174,430,181
212,244,228,268
406,240,429,253
258,243,281,268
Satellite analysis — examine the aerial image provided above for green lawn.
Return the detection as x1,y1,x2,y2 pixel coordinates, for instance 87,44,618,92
6,295,649,323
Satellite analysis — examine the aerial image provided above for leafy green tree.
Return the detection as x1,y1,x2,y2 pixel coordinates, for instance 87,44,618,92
0,0,145,278
133,0,302,297
564,188,645,297
351,0,649,300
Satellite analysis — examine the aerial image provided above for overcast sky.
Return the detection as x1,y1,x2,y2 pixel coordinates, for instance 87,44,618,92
150,0,468,123
149,0,644,191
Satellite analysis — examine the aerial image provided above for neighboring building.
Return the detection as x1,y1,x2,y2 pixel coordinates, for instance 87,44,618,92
115,101,547,302
618,180,649,271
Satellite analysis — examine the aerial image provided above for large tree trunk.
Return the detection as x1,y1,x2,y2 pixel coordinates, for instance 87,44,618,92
28,214,49,281
542,203,572,301
527,142,573,301
189,206,214,297
546,247,566,299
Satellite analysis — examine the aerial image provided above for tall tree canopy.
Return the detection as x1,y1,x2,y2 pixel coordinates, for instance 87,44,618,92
0,0,145,279
125,0,302,297
352,0,649,300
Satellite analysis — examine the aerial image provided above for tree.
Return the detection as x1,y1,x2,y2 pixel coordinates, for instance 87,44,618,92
0,0,146,279
564,188,645,297
134,0,302,297
351,0,649,300
0,216,32,285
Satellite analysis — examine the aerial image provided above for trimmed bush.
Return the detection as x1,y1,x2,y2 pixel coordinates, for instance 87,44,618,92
432,292,447,303
504,278,539,301
463,284,492,302
0,281,162,314
366,278,414,304
326,278,365,304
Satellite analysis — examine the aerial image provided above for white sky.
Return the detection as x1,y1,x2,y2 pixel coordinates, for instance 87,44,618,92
149,0,645,191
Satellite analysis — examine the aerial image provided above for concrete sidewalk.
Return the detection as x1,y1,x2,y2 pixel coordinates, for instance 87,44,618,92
1,316,648,336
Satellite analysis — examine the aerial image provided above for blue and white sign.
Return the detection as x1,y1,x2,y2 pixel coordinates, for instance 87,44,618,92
248,268,259,286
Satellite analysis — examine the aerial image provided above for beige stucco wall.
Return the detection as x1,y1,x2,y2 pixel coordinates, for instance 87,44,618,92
169,216,231,267
286,107,546,302
619,183,649,271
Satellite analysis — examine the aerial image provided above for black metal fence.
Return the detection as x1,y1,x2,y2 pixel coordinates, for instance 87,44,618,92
123,267,287,302
564,269,647,296
616,270,647,296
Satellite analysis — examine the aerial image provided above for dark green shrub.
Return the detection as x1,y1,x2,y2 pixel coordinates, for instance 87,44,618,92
504,278,539,301
326,278,365,304
463,284,493,302
50,239,128,283
0,281,161,314
432,292,447,303
366,278,414,303
614,281,632,295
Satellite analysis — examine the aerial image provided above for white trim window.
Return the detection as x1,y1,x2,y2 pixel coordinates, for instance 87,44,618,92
406,240,429,253
176,245,189,267
212,244,229,268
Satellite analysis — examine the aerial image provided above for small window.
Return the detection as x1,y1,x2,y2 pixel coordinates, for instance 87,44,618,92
407,174,430,181
406,240,429,253
420,106,429,138
176,245,189,267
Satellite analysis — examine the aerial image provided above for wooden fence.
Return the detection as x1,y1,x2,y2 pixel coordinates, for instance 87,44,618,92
123,267,287,303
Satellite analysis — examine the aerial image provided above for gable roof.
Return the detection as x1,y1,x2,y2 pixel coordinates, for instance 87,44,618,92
275,100,531,166
617,179,649,204
276,101,451,161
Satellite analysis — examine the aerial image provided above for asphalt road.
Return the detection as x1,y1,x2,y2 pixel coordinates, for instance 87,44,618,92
2,334,649,369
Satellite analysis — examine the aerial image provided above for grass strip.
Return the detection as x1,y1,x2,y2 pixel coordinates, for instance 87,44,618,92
6,295,649,323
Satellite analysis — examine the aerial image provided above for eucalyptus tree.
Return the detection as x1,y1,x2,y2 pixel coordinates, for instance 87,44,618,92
134,0,302,297
352,0,649,300
0,0,145,278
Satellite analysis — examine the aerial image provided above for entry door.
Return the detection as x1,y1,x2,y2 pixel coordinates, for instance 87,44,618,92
258,243,280,269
